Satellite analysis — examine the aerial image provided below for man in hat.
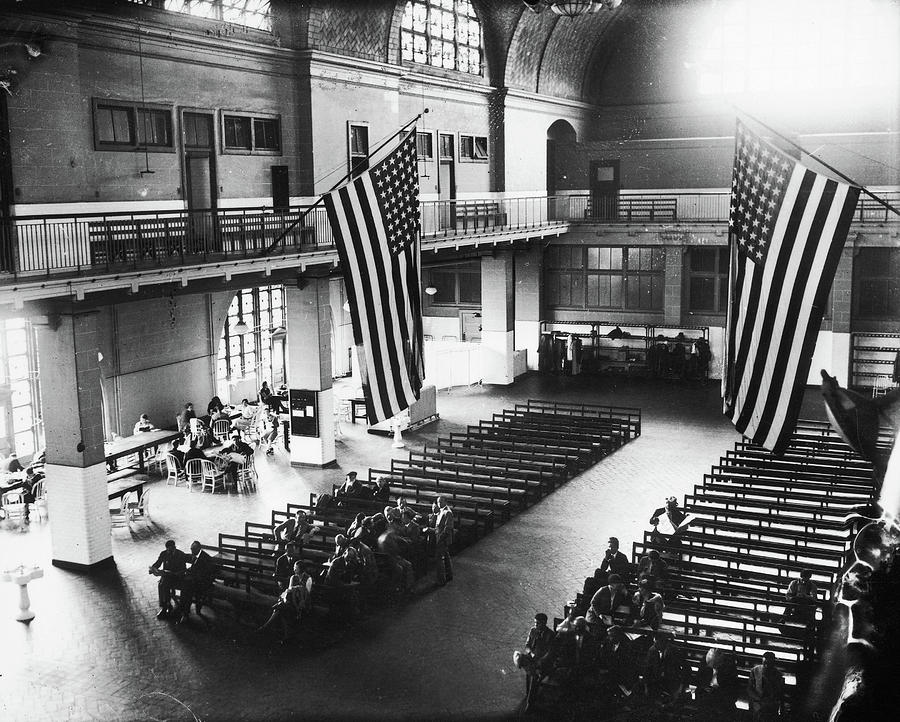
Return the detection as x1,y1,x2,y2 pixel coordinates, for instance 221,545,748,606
586,573,630,633
336,471,365,499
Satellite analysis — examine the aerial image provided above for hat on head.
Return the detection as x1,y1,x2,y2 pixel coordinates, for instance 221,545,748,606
347,471,358,478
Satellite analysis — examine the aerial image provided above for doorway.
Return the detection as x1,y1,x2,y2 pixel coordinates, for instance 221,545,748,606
182,111,217,251
589,159,620,220
460,310,481,343
438,132,456,231
547,120,577,221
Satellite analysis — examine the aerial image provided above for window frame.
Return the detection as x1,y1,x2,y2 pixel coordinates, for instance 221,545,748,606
348,122,370,174
424,265,482,307
218,286,285,385
545,245,666,312
416,131,434,160
220,110,282,156
459,134,488,163
685,246,730,315
853,248,900,321
401,0,484,76
92,98,175,153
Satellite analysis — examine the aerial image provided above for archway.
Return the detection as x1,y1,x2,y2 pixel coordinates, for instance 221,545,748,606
547,119,577,219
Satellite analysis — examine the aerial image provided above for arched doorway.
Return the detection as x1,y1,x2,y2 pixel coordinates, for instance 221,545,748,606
547,119,577,220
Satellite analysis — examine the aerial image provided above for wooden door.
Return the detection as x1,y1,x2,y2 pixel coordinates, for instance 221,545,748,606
589,159,620,220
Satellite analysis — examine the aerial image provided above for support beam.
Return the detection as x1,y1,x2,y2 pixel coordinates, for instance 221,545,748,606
481,252,515,385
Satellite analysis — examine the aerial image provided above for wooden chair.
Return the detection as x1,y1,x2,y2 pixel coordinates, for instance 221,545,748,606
109,495,130,527
184,458,205,493
126,489,150,523
198,458,227,494
236,454,257,494
31,479,48,520
1,489,28,520
165,454,186,488
213,418,232,443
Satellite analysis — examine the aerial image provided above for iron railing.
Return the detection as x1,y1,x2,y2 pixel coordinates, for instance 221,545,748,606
0,190,895,281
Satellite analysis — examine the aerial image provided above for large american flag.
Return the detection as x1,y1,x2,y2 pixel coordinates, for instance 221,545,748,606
324,131,425,424
722,120,860,453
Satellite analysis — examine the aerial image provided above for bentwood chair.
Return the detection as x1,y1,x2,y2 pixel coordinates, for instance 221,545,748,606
198,458,227,494
1,490,28,520
212,418,232,444
165,454,186,488
109,494,131,528
236,454,257,494
31,480,48,521
184,458,205,493
126,489,150,523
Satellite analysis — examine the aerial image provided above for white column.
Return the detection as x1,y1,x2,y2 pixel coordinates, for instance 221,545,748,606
481,253,515,385
514,245,543,371
36,311,113,569
285,280,336,467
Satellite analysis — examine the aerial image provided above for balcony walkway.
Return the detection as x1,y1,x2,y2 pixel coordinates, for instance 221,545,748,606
1,191,895,307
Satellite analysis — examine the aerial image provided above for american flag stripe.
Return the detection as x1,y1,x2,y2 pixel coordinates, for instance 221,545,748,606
723,120,860,453
324,131,423,424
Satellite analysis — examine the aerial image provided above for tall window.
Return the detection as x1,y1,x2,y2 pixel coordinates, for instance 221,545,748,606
0,319,43,459
401,0,483,76
545,246,665,311
217,286,284,390
128,1,273,31
349,124,369,173
854,248,900,320
425,265,481,306
686,247,729,314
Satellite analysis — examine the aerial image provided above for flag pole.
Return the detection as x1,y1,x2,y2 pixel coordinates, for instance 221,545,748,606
736,108,900,219
257,110,428,257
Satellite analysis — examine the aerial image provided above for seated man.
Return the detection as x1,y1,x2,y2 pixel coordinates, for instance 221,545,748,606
748,652,784,721
377,525,414,593
258,561,311,642
2,452,24,474
148,539,189,619
222,430,253,483
348,532,379,586
513,612,555,677
637,549,669,589
133,413,157,434
546,616,597,683
335,471,366,499
599,625,637,698
585,574,630,633
273,509,315,554
633,579,665,630
371,475,391,502
643,632,688,707
261,407,279,456
274,542,303,593
183,437,206,468
784,569,819,624
599,536,631,582
649,496,689,544
175,540,216,623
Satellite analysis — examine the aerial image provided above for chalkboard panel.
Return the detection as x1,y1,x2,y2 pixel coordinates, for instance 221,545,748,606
289,389,318,437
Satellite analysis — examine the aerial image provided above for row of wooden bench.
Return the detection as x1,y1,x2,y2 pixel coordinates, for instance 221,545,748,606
195,399,642,624
544,421,876,715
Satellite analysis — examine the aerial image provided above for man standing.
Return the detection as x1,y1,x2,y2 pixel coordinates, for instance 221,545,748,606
176,541,216,623
434,496,454,585
748,652,784,721
148,540,189,619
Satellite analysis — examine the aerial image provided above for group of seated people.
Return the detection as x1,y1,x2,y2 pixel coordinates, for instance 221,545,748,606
0,449,46,520
512,528,800,717
149,539,216,624
333,470,392,502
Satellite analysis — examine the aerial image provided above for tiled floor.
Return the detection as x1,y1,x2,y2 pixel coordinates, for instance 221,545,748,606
0,374,828,721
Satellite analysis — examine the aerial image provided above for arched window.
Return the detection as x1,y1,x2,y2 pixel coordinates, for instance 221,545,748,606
128,1,273,32
401,1,483,76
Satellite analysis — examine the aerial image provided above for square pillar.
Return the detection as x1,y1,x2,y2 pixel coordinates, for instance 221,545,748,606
285,280,335,467
664,246,682,325
481,252,515,385
36,311,113,569
514,245,543,371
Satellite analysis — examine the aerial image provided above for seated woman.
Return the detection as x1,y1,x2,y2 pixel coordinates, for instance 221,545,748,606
257,562,312,643
206,395,226,420
232,399,256,431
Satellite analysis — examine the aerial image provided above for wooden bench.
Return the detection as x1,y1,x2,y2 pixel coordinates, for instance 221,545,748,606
219,213,316,253
454,200,507,231
88,217,187,265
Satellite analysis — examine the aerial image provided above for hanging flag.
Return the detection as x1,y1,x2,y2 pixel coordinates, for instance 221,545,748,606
324,131,424,424
722,119,860,453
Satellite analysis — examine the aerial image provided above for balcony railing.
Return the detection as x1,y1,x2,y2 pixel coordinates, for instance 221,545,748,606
0,190,895,281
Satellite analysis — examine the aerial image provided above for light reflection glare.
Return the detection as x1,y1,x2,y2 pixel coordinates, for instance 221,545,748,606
692,0,900,109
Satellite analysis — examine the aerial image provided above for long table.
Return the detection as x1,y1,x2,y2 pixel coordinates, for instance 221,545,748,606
105,429,182,473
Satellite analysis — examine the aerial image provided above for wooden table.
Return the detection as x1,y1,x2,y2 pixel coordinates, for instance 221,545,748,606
107,475,148,501
105,430,182,473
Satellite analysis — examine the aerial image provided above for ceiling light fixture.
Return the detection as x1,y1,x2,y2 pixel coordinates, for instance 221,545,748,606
523,0,622,17
424,285,438,296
